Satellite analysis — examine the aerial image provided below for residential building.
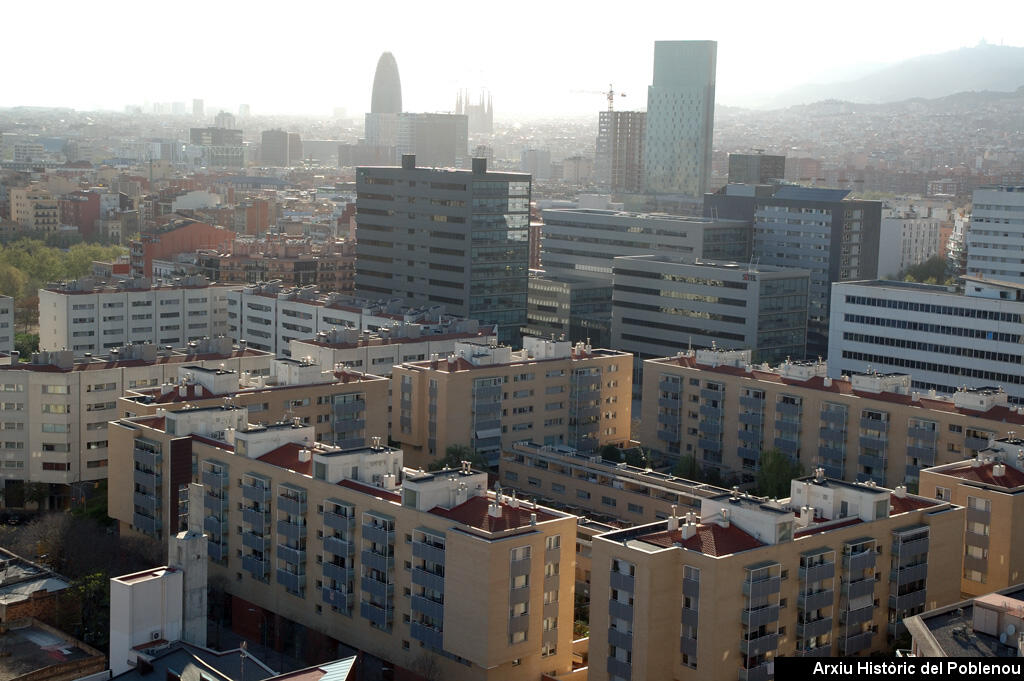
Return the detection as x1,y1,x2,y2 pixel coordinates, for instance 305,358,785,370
727,153,786,185
523,272,612,349
0,338,271,508
9,185,59,232
355,156,530,345
588,474,964,681
129,216,236,278
195,236,355,292
0,547,71,626
288,133,303,164
396,113,469,168
108,406,578,681
261,130,291,167
828,277,1024,402
520,150,552,181
640,347,1024,488
0,618,104,680
919,438,1024,596
118,358,389,448
876,206,942,279
966,186,1024,283
705,184,882,356
905,584,1024,658
611,255,809,365
0,295,12,355
289,325,494,377
596,111,646,194
540,209,751,282
38,276,232,355
391,337,631,468
227,281,488,357
643,40,717,197
187,126,244,168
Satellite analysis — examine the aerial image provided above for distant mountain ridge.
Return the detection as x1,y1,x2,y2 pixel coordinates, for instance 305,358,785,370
760,44,1024,109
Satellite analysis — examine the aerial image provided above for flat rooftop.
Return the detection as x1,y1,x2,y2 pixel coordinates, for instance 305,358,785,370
0,623,98,681
911,585,1024,657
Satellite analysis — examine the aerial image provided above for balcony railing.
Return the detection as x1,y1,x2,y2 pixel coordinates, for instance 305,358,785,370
411,567,445,592
799,562,835,583
742,604,780,629
743,575,781,598
740,632,779,657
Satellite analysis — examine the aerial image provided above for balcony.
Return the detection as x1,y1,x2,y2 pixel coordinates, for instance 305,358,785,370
242,507,269,532
740,632,778,657
776,401,801,417
797,645,832,657
699,405,721,419
411,567,445,592
743,575,781,598
738,429,761,445
132,512,158,535
842,577,876,600
606,657,632,679
411,594,444,621
820,409,846,425
657,429,681,443
334,401,365,418
698,437,722,453
201,469,228,489
907,426,937,441
860,417,888,432
208,541,228,562
360,601,393,629
892,537,929,563
775,419,800,434
242,531,268,552
362,522,395,546
276,568,305,593
607,626,632,651
322,586,351,610
680,635,698,657
509,612,529,635
906,445,936,462
658,396,680,409
242,555,268,578
681,605,699,627
773,437,798,455
610,570,635,592
133,490,159,512
965,531,990,549
841,631,873,655
324,535,353,557
739,412,764,426
277,544,306,566
738,662,772,681
134,468,160,488
700,420,723,436
278,494,307,515
324,510,355,532
797,616,833,639
203,494,225,513
963,554,988,574
858,435,887,452
242,483,271,503
277,519,307,540
891,562,928,584
362,549,394,574
362,574,394,601
799,562,835,583
889,589,927,611
843,550,876,573
966,507,990,525
819,427,845,442
740,395,764,409
683,577,700,598
410,621,444,650
738,445,762,462
798,589,834,611
609,598,633,622
323,562,353,584
842,604,874,626
965,435,991,451
742,604,779,629
203,515,224,536
818,445,845,463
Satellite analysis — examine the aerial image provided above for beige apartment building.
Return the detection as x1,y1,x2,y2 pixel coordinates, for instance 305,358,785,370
501,440,730,526
0,338,271,508
391,337,632,469
118,356,389,449
919,437,1024,597
589,473,964,681
640,347,1024,489
107,405,578,681
9,185,59,232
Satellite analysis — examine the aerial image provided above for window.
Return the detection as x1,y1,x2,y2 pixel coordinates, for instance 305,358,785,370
627,503,643,515
551,482,565,493
935,486,951,501
601,496,617,507
545,535,560,550
577,489,591,500
510,631,526,644
967,496,991,513
511,574,529,589
510,546,531,561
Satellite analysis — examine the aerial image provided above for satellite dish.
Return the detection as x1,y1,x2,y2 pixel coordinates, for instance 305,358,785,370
1008,624,1017,636
1000,633,1008,644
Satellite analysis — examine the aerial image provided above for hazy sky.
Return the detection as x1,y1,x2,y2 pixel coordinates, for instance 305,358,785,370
5,0,1021,116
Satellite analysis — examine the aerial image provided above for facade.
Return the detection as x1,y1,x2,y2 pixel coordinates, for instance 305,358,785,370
0,338,271,505
227,281,487,357
196,237,355,292
187,127,244,168
919,438,1024,597
966,186,1024,283
705,184,882,357
0,295,11,355
355,156,530,345
595,111,646,194
108,405,577,681
9,185,59,232
455,88,493,135
828,277,1024,401
611,256,809,364
540,208,751,282
396,113,469,168
390,337,632,468
905,584,1024,658
38,276,232,355
523,272,612,349
129,216,236,278
727,153,786,185
588,475,964,681
370,52,402,114
643,41,717,197
876,206,942,279
640,347,1024,489
261,130,291,167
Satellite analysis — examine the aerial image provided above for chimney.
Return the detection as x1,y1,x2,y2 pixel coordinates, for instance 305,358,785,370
161,382,173,396
430,353,439,369
447,355,456,371
823,376,832,387
893,485,907,498
814,467,825,482
488,501,502,518
972,457,982,468
401,154,416,170
993,463,1006,477
798,505,814,527
178,384,187,397
718,508,730,528
298,449,311,463
680,514,697,540
529,512,537,526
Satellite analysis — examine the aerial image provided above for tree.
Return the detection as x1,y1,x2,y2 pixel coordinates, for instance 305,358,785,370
901,256,951,285
14,332,38,359
756,449,805,498
0,263,27,299
672,454,700,480
426,444,489,471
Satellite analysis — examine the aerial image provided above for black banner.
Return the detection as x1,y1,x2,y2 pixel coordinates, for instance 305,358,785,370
776,657,1023,680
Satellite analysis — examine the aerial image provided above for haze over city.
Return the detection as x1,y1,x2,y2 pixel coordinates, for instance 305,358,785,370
5,0,1022,115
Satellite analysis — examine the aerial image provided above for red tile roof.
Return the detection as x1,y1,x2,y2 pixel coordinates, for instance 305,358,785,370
934,461,1024,489
191,434,233,451
640,523,763,556
337,478,401,503
257,443,313,475
889,493,937,514
794,517,863,538
429,495,559,532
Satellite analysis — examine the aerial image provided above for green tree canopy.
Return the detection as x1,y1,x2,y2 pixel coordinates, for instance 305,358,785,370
756,449,805,498
426,444,490,471
901,255,951,285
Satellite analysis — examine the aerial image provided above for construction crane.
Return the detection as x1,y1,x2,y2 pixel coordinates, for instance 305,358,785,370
570,84,627,111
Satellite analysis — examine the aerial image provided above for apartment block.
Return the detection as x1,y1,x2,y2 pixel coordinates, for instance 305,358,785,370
391,337,632,468
611,255,809,365
905,583,1024,658
919,438,1024,597
727,153,786,185
0,295,12,355
523,272,612,349
108,406,578,681
0,338,271,506
227,281,488,358
9,185,59,232
589,474,964,681
355,156,530,345
118,357,389,448
966,185,1024,284
876,206,942,279
38,276,231,355
640,347,1024,488
595,111,645,194
540,209,751,282
196,237,355,292
829,277,1024,401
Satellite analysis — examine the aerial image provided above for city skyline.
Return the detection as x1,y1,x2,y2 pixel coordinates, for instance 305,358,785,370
3,0,1022,116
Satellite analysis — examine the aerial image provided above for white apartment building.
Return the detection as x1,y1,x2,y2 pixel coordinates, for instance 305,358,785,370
0,296,13,355
966,186,1024,283
0,338,271,503
227,281,486,357
38,276,232,355
876,206,942,278
828,277,1024,401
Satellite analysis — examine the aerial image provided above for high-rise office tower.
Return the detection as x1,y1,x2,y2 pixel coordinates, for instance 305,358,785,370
370,52,402,114
395,113,468,168
214,110,236,129
287,132,303,164
643,40,717,197
356,156,530,344
595,111,646,193
260,129,290,166
728,152,786,184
